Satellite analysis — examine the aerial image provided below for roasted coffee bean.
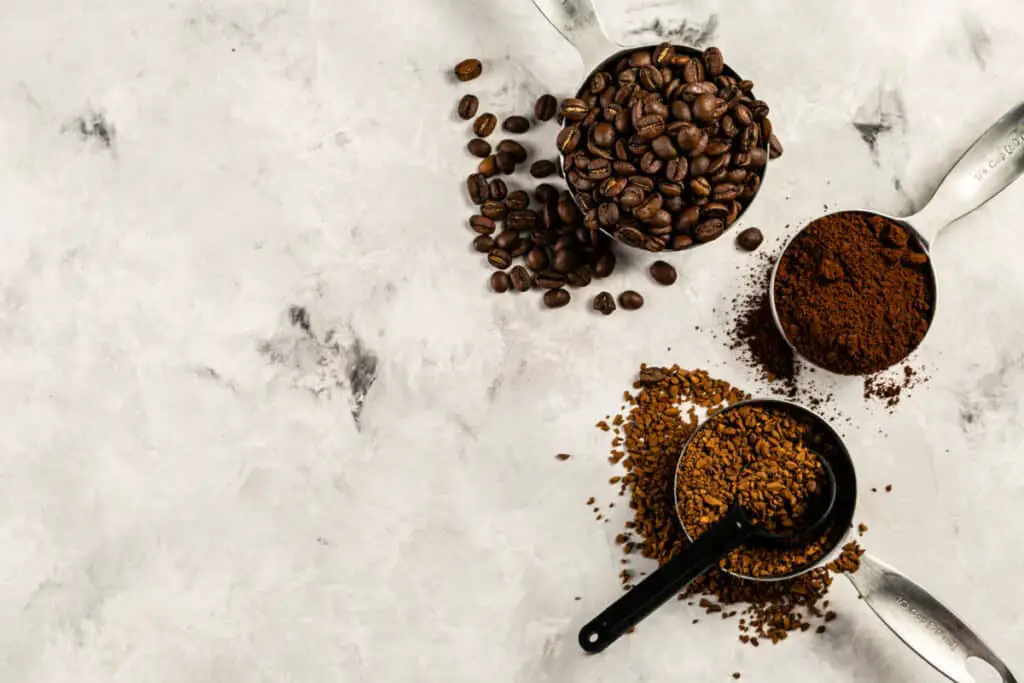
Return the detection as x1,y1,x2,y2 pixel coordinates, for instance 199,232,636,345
510,237,530,259
690,177,712,197
567,265,593,288
694,218,725,242
713,183,739,201
496,139,528,163
689,155,710,177
586,157,612,181
543,288,571,308
703,202,729,219
458,94,479,120
526,247,549,271
592,122,616,148
535,271,567,289
560,98,589,121
693,94,727,122
535,94,558,121
557,126,582,153
619,290,644,310
477,155,498,177
648,210,672,228
726,201,742,226
736,227,763,251
703,47,724,77
530,160,557,178
601,176,629,198
650,260,677,285
494,230,519,251
636,115,666,141
768,133,784,159
683,58,704,84
488,178,507,201
639,64,664,90
593,250,616,278
467,173,489,205
590,71,610,94
617,226,646,247
587,139,613,161
487,248,512,269
598,202,620,227
473,235,495,252
593,291,616,315
652,42,674,66
535,183,559,205
481,200,508,220
507,190,530,210
659,181,683,198
634,194,663,220
469,215,496,235
454,58,483,82
553,249,581,274
557,194,578,223
474,113,497,137
682,82,717,100
651,135,678,160
508,265,531,292
503,116,530,134
639,151,663,174
507,209,538,231
761,116,774,141
619,185,645,209
749,147,768,167
495,152,517,175
490,271,511,293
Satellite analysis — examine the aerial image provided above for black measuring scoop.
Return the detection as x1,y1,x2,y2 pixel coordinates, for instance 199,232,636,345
578,444,837,654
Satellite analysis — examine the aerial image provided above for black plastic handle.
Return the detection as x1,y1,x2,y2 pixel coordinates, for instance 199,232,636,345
578,512,755,654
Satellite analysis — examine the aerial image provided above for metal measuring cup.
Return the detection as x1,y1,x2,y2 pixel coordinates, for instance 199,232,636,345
528,0,769,251
770,102,1024,375
578,399,1017,683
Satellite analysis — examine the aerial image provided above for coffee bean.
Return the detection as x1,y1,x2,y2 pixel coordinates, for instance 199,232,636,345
467,173,489,205
703,202,729,219
473,235,495,252
619,290,644,310
454,58,482,82
639,151,662,174
690,177,712,197
496,139,528,163
477,155,498,177
557,126,582,154
535,184,559,205
693,94,727,122
737,227,763,251
525,247,549,271
490,271,511,292
473,113,497,137
535,271,567,289
636,115,666,141
592,291,616,315
560,98,589,121
509,265,532,292
593,122,616,148
479,201,505,223
768,133,784,159
676,207,701,233
496,152,517,174
649,260,677,285
598,202,620,227
543,288,571,308
651,135,678,160
488,248,512,269
467,138,491,158
507,190,530,211
530,160,556,178
567,264,593,288
749,147,768,167
488,178,507,201
601,176,628,198
458,94,479,120
593,250,616,278
507,209,538,231
639,64,664,90
683,58,704,84
694,219,725,242
586,158,612,181
469,215,496,235
553,249,580,274
503,116,530,134
703,47,724,77
534,94,558,121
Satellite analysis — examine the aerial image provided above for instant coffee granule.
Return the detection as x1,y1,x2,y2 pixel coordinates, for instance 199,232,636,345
596,364,863,646
774,211,934,375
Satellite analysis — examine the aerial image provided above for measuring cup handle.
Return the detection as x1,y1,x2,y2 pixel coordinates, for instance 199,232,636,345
527,0,621,74
578,515,753,654
910,102,1024,245
844,554,1017,683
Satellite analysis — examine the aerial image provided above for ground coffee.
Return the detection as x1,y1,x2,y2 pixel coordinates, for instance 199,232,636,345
773,211,934,375
593,365,863,646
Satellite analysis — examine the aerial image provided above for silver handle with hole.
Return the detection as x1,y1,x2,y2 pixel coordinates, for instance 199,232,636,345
844,554,1016,682
527,0,621,72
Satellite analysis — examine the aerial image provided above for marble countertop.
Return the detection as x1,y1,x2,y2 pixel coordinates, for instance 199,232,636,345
2,0,1023,680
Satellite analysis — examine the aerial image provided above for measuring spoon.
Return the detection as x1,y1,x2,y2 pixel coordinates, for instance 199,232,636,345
770,102,1024,375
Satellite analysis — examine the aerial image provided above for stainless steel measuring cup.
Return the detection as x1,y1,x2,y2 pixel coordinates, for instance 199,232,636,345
770,102,1024,375
578,399,1017,683
528,0,769,251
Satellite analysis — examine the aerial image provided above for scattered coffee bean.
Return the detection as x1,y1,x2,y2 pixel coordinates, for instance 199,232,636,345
619,290,644,310
649,260,677,285
768,133,783,159
497,139,528,163
481,200,507,220
490,271,511,292
507,190,530,210
535,94,558,121
488,248,512,269
454,58,482,82
502,116,531,134
535,272,567,289
477,155,498,177
466,173,489,205
526,247,549,271
559,44,780,250
593,291,616,315
509,265,532,292
469,215,496,235
736,227,763,251
467,138,491,158
474,113,498,137
458,94,479,120
531,160,557,178
473,235,495,252
543,288,571,308
488,178,507,201
496,152,517,174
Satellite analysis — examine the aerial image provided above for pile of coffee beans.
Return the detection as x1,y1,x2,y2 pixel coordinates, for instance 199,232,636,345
593,364,864,646
558,44,781,251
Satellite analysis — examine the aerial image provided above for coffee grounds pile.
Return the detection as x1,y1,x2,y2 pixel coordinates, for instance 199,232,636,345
773,211,934,375
596,364,863,645
678,406,831,575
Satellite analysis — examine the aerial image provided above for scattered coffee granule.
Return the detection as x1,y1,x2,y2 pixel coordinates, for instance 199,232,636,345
733,674,742,680
885,484,892,493
556,453,571,461
599,364,864,646
864,365,924,409
586,497,595,505
774,212,934,375
858,523,868,536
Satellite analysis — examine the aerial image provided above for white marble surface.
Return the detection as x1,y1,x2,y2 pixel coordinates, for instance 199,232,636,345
1,0,1023,681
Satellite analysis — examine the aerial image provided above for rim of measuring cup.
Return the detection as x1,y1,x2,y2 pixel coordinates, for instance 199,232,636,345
671,397,858,582
558,43,771,254
768,209,939,376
